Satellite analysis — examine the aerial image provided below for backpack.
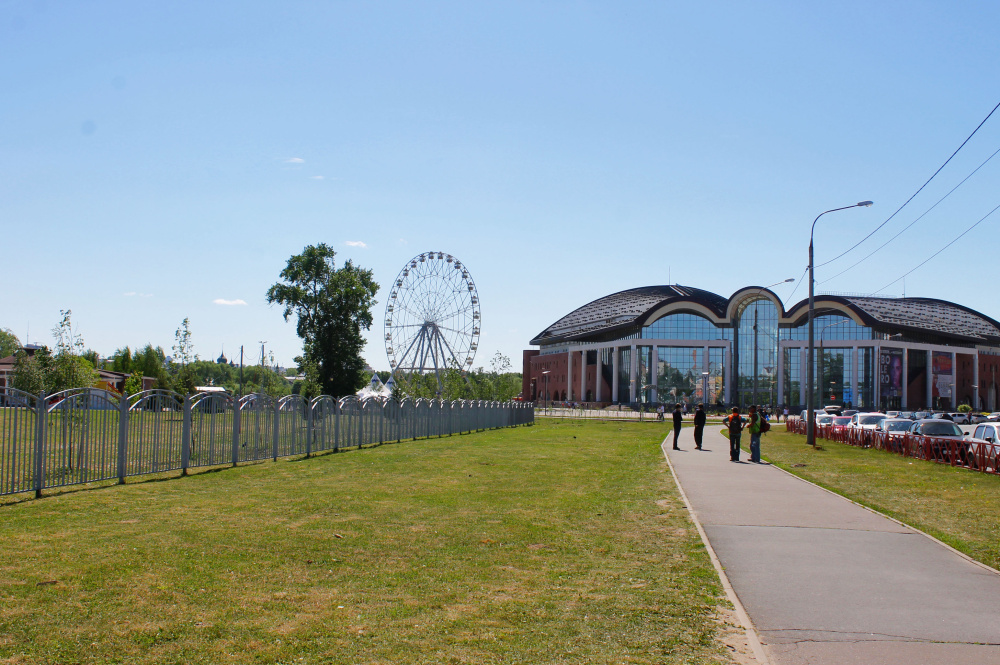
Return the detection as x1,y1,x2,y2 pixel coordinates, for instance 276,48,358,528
759,416,771,434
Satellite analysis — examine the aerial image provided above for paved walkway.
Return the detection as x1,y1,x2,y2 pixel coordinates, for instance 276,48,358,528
664,425,1000,665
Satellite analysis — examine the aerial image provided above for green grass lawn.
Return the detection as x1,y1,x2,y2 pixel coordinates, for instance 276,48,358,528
757,427,1000,570
0,420,739,665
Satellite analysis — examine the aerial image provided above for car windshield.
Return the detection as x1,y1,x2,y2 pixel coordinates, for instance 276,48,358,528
817,416,833,424
885,421,911,431
919,422,963,437
832,417,851,425
860,415,885,425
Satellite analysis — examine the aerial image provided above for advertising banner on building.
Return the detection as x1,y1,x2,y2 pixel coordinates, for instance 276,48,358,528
879,347,903,400
932,351,953,404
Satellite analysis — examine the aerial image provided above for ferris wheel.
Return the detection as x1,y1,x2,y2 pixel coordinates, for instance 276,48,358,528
384,252,481,387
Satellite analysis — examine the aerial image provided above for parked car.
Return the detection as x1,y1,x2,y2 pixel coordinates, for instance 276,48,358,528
841,409,859,417
823,405,842,415
816,415,835,426
912,411,934,420
885,411,901,418
830,416,852,430
947,412,969,424
966,423,1000,471
908,419,968,464
899,411,916,420
879,418,915,433
850,412,887,430
988,412,1000,422
968,413,989,424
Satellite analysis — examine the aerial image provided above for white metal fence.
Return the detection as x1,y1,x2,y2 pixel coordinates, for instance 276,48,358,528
0,387,534,498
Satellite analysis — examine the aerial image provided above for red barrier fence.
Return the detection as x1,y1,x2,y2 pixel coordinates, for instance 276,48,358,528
784,419,1000,475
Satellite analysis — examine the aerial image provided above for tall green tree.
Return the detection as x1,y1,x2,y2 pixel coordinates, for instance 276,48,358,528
0,328,21,358
266,243,378,397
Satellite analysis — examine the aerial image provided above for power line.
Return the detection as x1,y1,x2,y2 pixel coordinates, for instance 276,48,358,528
870,200,1000,295
784,265,810,304
819,143,1000,285
817,98,1000,269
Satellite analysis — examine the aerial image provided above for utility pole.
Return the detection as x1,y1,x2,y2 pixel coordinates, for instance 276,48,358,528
258,341,267,394
239,346,244,397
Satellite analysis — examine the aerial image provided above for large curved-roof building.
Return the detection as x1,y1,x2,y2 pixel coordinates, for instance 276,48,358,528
523,285,1000,411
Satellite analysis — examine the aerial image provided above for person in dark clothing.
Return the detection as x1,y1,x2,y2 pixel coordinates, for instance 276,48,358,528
725,407,744,461
693,403,707,449
672,403,683,450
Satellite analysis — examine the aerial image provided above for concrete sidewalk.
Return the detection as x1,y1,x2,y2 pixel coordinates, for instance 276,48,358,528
664,425,1000,665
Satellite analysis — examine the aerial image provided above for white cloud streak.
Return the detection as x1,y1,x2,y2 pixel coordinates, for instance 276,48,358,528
345,241,367,248
213,298,248,306
285,157,305,163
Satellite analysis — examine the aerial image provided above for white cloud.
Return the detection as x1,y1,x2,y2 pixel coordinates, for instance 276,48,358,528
124,291,153,298
398,238,408,245
285,157,305,164
310,175,325,180
123,291,136,296
345,240,367,248
213,298,248,306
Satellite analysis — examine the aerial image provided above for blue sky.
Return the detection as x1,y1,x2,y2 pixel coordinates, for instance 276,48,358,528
3,1,999,372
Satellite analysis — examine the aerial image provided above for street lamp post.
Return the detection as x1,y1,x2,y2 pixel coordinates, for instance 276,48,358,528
702,371,710,407
807,201,873,447
541,370,550,415
752,278,795,407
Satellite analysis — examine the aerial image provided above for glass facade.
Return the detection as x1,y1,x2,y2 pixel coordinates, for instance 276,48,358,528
655,347,702,405
734,296,779,407
642,312,732,341
783,347,801,408
637,346,653,404
781,314,873,341
858,347,875,409
616,347,631,403
556,294,978,409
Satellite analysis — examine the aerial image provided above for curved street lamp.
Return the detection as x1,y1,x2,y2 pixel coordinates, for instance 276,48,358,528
807,201,874,447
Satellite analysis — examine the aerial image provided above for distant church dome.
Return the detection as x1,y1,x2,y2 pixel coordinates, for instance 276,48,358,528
217,350,227,364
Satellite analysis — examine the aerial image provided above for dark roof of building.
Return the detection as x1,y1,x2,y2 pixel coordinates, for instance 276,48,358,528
531,286,1000,346
530,285,729,345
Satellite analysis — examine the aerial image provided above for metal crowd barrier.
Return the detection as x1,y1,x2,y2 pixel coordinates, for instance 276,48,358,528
0,387,535,498
784,419,1000,475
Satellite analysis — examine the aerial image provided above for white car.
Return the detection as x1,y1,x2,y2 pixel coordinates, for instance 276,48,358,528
949,412,970,425
965,423,1000,471
850,412,887,430
879,418,914,434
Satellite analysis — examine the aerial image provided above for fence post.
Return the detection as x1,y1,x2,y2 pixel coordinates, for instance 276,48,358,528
334,400,340,452
379,401,384,445
117,393,129,484
182,395,191,475
33,391,46,499
358,403,364,449
232,399,241,467
306,400,313,458
272,400,280,462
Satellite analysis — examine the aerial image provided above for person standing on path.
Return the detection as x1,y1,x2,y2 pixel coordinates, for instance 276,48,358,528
672,403,683,450
693,403,706,449
725,407,744,461
748,404,763,463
